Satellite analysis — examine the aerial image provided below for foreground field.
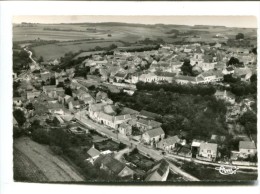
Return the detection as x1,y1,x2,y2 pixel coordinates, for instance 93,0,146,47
13,137,85,182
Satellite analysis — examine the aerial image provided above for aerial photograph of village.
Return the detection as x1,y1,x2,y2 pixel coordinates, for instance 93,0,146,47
12,16,257,183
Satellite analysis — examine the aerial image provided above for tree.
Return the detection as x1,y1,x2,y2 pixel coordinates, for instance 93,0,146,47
250,74,257,83
13,109,26,127
31,128,50,145
228,57,239,66
65,87,72,96
25,103,34,110
252,47,257,55
50,76,56,85
181,59,193,76
38,56,44,63
235,33,244,40
108,44,117,51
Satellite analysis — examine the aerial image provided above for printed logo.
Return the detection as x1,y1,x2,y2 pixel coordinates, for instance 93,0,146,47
215,165,239,175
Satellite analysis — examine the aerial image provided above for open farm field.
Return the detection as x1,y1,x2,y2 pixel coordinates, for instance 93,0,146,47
13,137,85,182
31,40,124,61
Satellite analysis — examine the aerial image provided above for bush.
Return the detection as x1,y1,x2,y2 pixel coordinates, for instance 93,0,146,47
31,128,50,145
50,145,63,155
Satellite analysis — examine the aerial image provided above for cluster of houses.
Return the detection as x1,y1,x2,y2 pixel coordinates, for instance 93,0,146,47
13,40,257,181
78,43,256,89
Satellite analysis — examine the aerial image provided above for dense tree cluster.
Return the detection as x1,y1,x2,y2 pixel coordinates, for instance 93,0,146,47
13,109,26,127
13,49,31,74
136,81,216,96
108,90,227,141
223,74,257,97
239,111,257,135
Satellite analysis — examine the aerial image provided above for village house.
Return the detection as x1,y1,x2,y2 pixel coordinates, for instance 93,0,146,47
114,114,132,127
103,104,117,116
40,71,51,82
136,118,162,132
198,62,216,72
118,122,132,136
114,71,128,82
96,91,108,103
139,110,161,120
198,142,218,161
197,70,223,83
119,107,139,116
97,112,115,128
154,71,176,83
239,141,257,158
191,140,205,157
57,93,66,104
26,91,41,100
145,159,170,181
68,100,81,111
85,145,101,164
233,68,252,82
87,75,101,83
222,66,235,75
142,127,165,145
139,72,158,83
215,90,236,104
157,135,181,151
55,77,66,86
45,87,65,99
89,103,106,120
173,75,204,85
63,95,73,105
95,154,134,179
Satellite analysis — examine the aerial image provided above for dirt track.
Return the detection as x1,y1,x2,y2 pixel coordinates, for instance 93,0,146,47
14,137,85,182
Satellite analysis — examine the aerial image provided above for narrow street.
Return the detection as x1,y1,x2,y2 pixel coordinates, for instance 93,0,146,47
75,111,200,181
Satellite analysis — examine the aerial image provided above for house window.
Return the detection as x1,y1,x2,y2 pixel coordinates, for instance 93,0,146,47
207,150,211,153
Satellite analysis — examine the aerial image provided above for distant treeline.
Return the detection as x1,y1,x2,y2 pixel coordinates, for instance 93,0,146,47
43,27,86,32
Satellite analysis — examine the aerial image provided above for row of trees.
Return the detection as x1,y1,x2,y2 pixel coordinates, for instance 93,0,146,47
136,81,216,96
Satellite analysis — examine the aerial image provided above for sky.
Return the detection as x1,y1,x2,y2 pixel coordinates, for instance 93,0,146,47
12,16,257,28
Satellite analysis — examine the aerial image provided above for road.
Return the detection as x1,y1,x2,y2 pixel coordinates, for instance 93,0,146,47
165,153,258,171
114,147,131,161
75,111,163,160
75,111,199,181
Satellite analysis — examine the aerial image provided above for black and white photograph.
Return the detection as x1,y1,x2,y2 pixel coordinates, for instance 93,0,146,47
11,15,257,183
0,2,259,194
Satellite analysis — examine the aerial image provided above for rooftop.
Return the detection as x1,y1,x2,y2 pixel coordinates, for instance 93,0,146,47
145,127,165,138
239,141,256,149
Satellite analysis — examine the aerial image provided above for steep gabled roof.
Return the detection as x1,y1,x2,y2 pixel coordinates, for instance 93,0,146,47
239,141,256,149
96,154,127,175
145,127,165,138
139,110,160,119
87,147,101,158
145,159,169,181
